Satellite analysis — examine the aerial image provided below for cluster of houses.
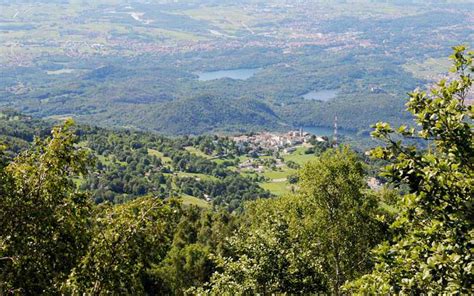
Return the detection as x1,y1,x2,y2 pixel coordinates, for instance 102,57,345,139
238,159,265,173
233,129,326,154
237,157,286,173
233,130,303,153
231,129,329,173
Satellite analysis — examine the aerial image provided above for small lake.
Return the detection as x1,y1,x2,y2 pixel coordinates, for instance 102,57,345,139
196,68,259,81
302,89,338,101
46,69,77,75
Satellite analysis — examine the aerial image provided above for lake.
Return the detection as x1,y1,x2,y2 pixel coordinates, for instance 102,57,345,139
196,68,259,81
302,89,338,101
46,69,77,75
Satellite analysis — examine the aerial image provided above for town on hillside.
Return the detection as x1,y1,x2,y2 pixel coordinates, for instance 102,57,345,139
232,129,328,154
231,129,330,174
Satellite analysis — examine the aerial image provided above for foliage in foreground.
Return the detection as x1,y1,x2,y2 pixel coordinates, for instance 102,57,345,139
193,148,386,294
345,46,473,293
0,120,93,294
62,197,181,294
0,121,239,294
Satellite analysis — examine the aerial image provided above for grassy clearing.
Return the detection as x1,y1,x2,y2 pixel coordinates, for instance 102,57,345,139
262,169,296,180
403,57,451,80
148,148,172,163
184,146,213,159
241,171,259,179
180,194,211,209
283,146,316,166
261,181,293,196
213,158,225,165
96,154,127,167
238,155,251,163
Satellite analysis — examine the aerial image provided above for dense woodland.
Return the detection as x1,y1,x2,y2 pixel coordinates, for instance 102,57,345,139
0,47,473,294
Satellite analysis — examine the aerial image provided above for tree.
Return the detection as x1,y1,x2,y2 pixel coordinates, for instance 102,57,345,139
346,46,473,294
298,147,384,294
150,243,213,295
0,120,93,294
196,148,384,295
62,197,181,294
148,207,238,295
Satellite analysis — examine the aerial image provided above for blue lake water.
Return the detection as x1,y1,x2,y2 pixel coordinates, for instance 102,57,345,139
46,68,77,75
302,89,338,101
196,68,259,81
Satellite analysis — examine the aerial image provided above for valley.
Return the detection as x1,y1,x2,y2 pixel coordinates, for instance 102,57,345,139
0,1,472,292
1,0,472,137
0,110,347,209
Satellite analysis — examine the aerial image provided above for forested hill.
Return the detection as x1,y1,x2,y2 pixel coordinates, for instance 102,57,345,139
151,95,282,135
0,109,274,210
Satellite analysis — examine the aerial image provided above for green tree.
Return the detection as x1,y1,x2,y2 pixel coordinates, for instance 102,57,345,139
200,217,326,295
298,147,384,294
149,207,238,295
346,46,473,294
150,243,213,295
62,197,181,295
197,148,383,295
0,120,92,294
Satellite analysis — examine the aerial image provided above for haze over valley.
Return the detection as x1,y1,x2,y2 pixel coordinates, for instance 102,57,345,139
1,0,472,135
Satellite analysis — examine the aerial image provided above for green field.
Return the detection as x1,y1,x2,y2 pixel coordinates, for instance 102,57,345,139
403,57,452,80
180,194,211,209
184,146,213,159
262,169,296,180
96,154,127,167
282,146,317,166
148,148,172,163
261,181,294,196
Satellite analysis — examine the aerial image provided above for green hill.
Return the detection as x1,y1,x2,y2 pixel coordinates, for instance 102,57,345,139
150,96,282,134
